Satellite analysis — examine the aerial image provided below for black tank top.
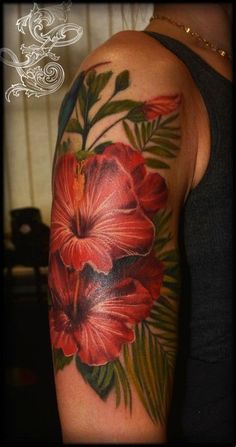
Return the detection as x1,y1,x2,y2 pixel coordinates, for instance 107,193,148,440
143,32,233,442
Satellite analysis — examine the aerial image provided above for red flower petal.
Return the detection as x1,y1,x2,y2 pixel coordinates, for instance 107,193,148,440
142,94,182,121
50,152,155,274
49,309,78,356
136,172,168,217
74,278,153,365
48,252,79,308
103,143,168,216
125,252,164,300
49,254,154,365
103,143,145,180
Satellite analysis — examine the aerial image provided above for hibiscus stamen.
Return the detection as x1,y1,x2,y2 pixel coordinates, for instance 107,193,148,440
73,161,85,207
73,161,85,236
73,275,80,318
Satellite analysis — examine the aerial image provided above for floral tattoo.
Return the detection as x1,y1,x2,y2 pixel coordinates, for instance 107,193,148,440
49,63,181,425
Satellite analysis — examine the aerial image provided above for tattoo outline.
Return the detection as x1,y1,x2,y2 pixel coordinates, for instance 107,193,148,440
49,64,181,425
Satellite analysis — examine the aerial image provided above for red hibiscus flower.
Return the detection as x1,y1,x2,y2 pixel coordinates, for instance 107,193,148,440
124,251,164,301
103,143,168,217
141,94,182,121
49,253,155,365
50,152,156,274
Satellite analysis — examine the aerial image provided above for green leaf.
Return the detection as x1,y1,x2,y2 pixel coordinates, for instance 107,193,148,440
153,209,172,236
126,106,145,123
158,249,179,263
53,348,73,373
165,264,180,277
146,158,170,169
75,357,115,400
134,123,143,149
113,359,132,412
93,141,113,153
92,100,142,124
123,343,153,421
114,70,130,94
152,300,177,319
140,324,165,423
76,150,95,161
132,330,157,423
57,138,71,156
159,113,179,127
78,82,87,119
123,121,138,149
114,374,121,408
159,125,180,131
141,122,147,145
158,295,178,311
65,118,83,134
89,71,113,100
147,320,176,332
151,137,180,151
85,69,96,87
162,280,180,297
155,130,181,139
144,145,176,158
155,236,172,251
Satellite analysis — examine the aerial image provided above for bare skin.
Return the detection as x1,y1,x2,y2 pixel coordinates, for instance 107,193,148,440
144,2,232,188
49,4,232,443
146,3,232,81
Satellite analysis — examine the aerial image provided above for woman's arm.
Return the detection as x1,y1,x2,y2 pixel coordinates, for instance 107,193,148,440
48,31,198,443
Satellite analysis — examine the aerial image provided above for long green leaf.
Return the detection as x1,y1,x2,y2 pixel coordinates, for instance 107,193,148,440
141,324,164,423
144,146,176,158
148,309,177,325
158,250,179,262
53,348,73,372
159,113,179,127
141,122,147,145
155,130,181,139
163,280,180,293
135,123,142,149
97,364,108,387
155,331,177,341
146,158,170,170
134,326,158,422
123,344,155,423
92,100,141,124
114,70,130,94
113,359,132,412
89,71,113,101
65,118,83,134
78,82,87,119
154,341,165,402
75,357,115,400
159,125,180,131
100,363,115,390
159,295,178,309
123,121,138,149
114,373,121,408
155,236,172,251
93,141,113,153
152,301,177,319
147,320,176,332
149,330,165,423
151,137,180,151
154,209,172,231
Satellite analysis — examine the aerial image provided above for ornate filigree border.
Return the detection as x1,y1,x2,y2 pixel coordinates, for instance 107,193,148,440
0,2,83,101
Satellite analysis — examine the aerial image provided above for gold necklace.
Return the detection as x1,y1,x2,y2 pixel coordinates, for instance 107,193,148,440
149,14,232,61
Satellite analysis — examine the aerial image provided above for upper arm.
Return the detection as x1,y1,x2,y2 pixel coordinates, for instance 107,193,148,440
48,32,198,443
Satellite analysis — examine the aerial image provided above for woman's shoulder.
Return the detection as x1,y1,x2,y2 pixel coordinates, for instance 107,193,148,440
79,30,189,89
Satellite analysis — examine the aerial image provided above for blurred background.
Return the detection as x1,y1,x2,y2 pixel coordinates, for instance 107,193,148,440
2,2,153,444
